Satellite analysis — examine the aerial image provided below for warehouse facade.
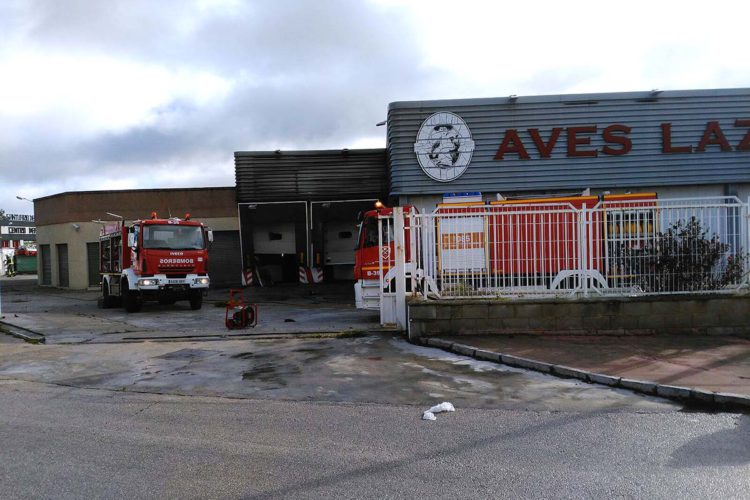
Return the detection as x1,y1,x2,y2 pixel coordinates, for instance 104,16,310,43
234,149,388,284
387,88,750,210
32,88,750,291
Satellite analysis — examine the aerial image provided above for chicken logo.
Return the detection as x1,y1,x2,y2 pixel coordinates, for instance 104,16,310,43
414,112,475,182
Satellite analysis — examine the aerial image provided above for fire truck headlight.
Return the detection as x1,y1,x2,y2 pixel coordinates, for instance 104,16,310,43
194,277,209,285
138,278,158,286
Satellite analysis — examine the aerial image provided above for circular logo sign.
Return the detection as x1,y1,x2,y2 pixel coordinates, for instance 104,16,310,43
413,112,475,182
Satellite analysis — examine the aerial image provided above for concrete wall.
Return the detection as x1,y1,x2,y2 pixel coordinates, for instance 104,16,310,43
408,295,750,339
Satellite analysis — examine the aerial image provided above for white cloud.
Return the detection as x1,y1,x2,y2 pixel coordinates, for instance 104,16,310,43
0,51,231,135
1,0,749,214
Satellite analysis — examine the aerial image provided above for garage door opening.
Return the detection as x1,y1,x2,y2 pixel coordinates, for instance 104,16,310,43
239,201,307,285
310,199,377,281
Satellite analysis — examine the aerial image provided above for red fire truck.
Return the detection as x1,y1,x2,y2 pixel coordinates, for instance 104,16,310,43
354,192,657,309
99,213,212,312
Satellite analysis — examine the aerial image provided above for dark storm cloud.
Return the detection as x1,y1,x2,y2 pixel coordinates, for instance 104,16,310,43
2,0,443,198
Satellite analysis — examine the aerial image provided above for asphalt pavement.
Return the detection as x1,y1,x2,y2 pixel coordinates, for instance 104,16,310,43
1,379,748,499
1,277,749,498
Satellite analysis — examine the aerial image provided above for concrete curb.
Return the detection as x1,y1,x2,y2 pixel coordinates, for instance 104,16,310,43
0,320,46,344
418,337,750,412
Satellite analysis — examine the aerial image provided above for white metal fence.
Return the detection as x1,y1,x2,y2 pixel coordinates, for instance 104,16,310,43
397,197,750,299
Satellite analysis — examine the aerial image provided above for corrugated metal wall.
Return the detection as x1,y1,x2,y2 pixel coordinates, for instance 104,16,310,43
387,89,750,195
234,149,388,202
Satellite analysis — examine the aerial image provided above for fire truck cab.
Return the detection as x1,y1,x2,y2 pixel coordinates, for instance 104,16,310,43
100,214,213,312
354,204,416,310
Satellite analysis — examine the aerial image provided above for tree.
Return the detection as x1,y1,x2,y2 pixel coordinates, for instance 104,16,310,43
622,217,746,292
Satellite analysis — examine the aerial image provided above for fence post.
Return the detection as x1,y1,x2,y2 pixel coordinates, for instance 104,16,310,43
393,207,408,331
408,208,417,295
580,203,589,297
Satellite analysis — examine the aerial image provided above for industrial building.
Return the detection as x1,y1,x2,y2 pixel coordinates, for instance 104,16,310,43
32,88,750,291
388,88,750,210
33,187,238,289
234,148,387,284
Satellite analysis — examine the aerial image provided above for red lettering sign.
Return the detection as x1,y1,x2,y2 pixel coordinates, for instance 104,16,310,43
696,121,732,152
661,123,692,154
494,129,530,160
528,128,562,158
602,124,632,155
566,126,598,157
736,119,750,151
489,120,748,161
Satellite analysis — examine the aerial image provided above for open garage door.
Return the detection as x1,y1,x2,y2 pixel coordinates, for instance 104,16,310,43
311,200,377,281
239,201,307,284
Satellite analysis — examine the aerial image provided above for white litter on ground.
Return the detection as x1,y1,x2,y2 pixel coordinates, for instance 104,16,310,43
428,402,455,413
422,401,455,420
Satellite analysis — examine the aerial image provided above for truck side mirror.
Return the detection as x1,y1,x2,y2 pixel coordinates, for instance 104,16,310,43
207,230,214,243
127,233,136,248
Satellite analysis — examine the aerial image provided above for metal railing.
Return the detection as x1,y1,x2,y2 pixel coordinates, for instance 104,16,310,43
403,197,749,299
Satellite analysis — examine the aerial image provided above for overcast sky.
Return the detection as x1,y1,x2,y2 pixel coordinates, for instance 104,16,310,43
1,0,749,215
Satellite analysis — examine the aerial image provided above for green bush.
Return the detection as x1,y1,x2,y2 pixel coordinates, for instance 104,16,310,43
622,217,746,292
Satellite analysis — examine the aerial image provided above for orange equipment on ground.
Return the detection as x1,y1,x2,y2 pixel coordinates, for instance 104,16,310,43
225,289,258,329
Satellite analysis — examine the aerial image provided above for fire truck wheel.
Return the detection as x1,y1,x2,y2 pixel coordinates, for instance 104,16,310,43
122,279,142,313
101,282,116,309
189,290,203,310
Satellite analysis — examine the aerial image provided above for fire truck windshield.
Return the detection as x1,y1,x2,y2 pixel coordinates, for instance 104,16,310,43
361,217,393,248
142,225,205,250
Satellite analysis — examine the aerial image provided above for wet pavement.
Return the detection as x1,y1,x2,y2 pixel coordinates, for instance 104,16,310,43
0,278,383,343
0,276,728,412
0,334,678,412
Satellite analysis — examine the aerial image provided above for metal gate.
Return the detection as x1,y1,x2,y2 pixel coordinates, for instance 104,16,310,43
375,198,750,330
208,231,242,286
87,242,100,287
40,244,51,285
56,243,69,287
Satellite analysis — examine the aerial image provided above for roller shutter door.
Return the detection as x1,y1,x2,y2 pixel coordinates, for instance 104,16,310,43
208,231,241,287
56,244,69,287
87,242,100,287
40,244,51,285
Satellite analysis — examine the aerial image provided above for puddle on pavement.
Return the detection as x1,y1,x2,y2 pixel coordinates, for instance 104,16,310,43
240,352,301,388
232,352,254,359
157,348,219,360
